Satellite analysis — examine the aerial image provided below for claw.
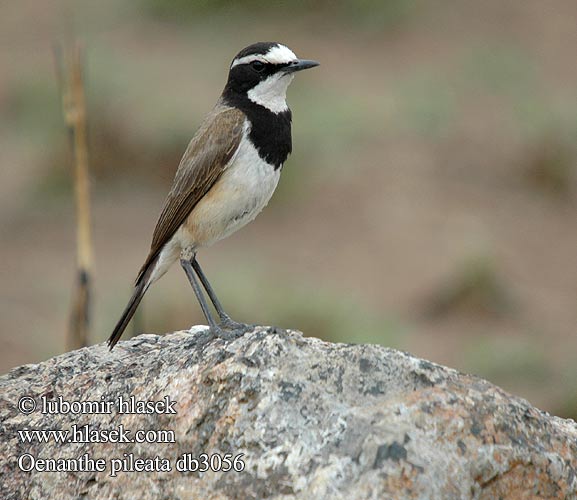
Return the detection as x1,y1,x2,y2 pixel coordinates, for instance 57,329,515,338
219,316,249,330
210,325,239,341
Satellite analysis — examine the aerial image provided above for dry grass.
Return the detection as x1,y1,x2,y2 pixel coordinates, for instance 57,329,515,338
55,43,93,350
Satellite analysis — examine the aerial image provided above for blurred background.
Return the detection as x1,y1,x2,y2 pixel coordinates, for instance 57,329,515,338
1,0,576,418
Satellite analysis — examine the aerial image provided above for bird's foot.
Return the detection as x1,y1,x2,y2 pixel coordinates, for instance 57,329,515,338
218,316,252,336
207,324,245,341
193,317,251,343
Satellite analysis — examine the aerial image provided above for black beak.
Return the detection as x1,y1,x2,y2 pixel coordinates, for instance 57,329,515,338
284,59,320,73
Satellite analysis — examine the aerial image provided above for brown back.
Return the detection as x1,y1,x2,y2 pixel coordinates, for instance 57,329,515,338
136,105,246,284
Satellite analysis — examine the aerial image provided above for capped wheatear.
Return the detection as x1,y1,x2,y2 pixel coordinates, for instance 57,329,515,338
108,42,318,349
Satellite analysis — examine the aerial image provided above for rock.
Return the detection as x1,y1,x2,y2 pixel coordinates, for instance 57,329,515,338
1,326,576,499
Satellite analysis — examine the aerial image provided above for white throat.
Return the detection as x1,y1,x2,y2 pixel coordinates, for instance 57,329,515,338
247,73,294,113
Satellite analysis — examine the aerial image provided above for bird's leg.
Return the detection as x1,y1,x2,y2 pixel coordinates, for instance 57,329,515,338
180,257,218,330
191,257,249,331
180,252,235,340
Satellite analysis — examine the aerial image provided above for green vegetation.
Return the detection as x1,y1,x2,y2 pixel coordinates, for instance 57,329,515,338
208,264,404,347
463,335,550,384
424,255,512,319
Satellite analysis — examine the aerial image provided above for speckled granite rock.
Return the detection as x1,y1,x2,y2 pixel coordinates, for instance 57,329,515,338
1,326,576,499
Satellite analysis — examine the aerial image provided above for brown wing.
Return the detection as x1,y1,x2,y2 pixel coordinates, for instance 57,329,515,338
136,105,246,284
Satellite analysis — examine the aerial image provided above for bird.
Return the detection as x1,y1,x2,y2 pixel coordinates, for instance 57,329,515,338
108,42,319,349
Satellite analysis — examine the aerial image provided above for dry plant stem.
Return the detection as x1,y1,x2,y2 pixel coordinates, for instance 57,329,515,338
58,44,93,350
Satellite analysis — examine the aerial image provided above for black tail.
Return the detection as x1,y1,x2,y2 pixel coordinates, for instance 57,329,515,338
108,258,157,350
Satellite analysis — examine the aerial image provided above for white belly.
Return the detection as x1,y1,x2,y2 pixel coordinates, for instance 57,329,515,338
182,135,281,248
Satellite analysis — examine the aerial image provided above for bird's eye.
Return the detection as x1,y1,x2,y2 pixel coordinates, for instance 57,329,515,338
251,61,265,72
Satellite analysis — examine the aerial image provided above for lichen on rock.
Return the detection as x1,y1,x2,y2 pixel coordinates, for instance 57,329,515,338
1,326,576,499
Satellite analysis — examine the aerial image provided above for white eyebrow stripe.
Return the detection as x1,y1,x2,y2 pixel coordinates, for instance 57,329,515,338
264,45,297,64
230,44,298,69
231,54,265,68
